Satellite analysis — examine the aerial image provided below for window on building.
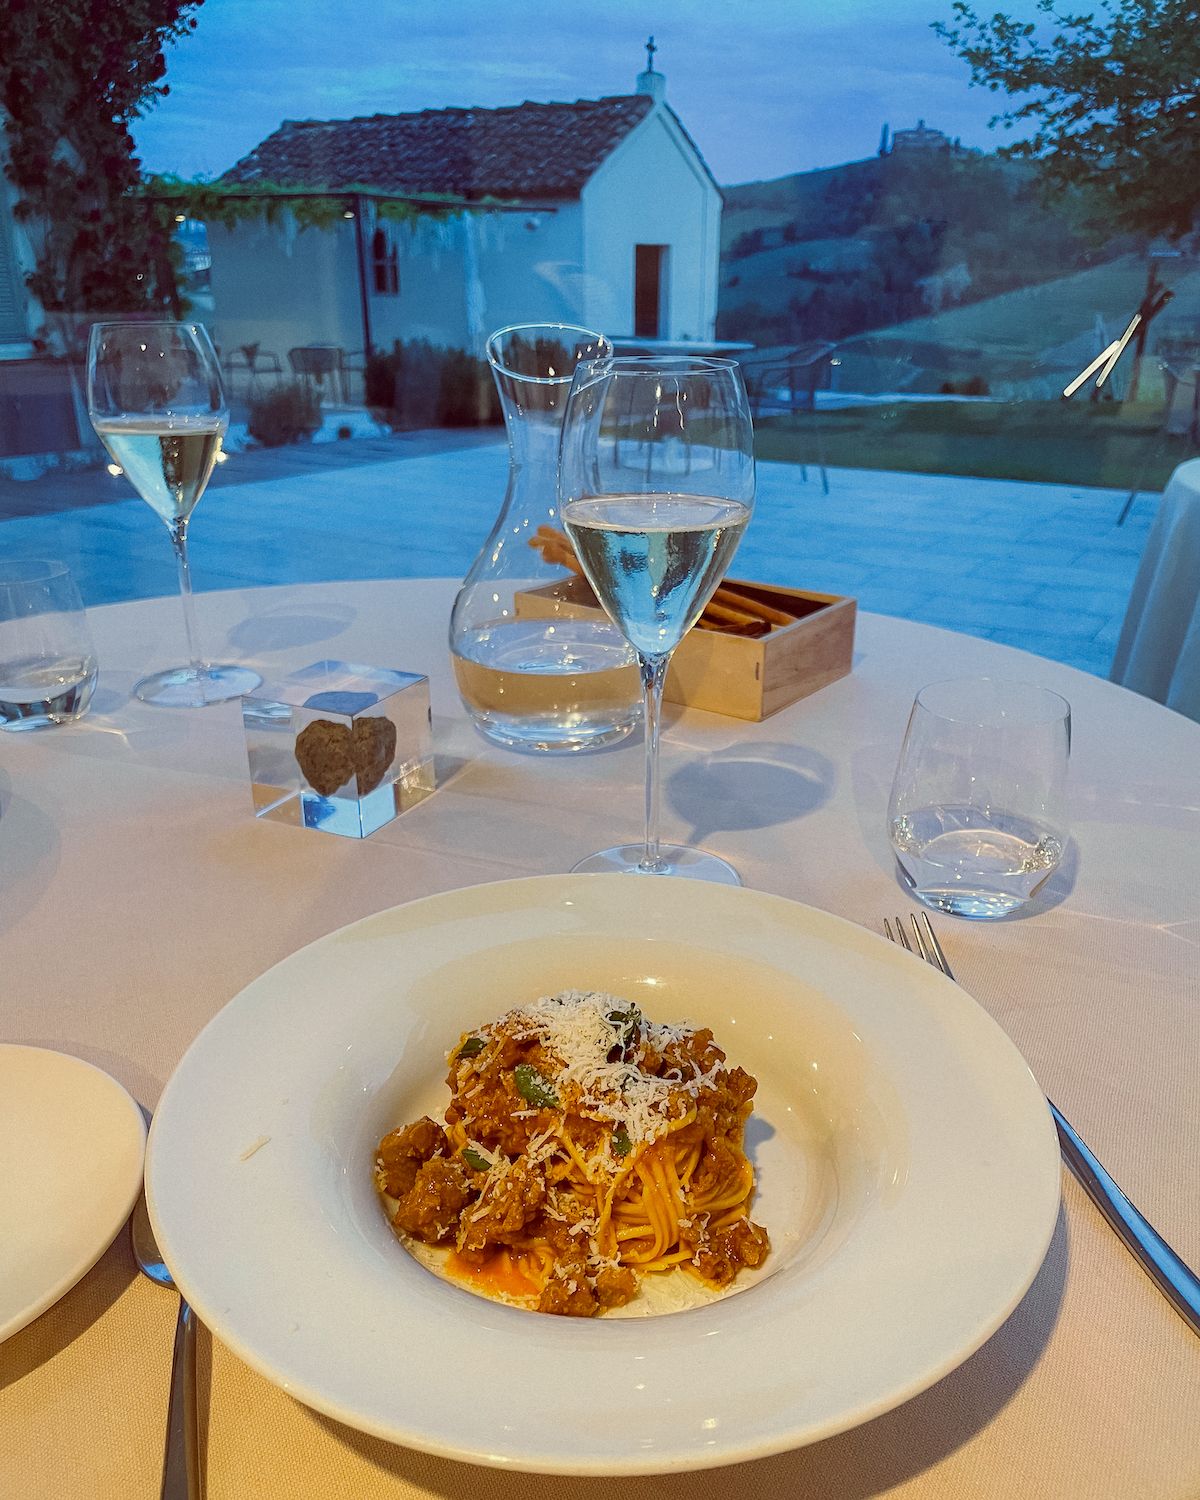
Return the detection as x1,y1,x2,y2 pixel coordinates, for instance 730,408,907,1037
634,244,668,338
372,227,399,295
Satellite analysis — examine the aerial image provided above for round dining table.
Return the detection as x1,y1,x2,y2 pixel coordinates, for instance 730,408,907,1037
1111,457,1200,721
3,578,1198,1499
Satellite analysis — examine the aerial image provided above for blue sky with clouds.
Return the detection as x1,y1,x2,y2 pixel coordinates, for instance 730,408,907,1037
132,0,1044,187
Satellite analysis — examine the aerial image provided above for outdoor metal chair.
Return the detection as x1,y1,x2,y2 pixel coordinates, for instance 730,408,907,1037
741,341,836,494
222,343,283,396
341,348,369,403
288,345,348,404
1161,356,1200,445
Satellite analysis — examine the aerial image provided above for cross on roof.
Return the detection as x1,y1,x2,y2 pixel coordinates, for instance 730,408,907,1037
645,35,658,72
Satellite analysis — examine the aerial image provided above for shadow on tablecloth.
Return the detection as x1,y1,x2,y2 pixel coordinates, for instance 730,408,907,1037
668,742,835,844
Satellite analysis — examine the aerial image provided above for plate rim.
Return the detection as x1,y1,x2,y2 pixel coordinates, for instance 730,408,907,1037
0,1044,147,1344
145,874,1060,1474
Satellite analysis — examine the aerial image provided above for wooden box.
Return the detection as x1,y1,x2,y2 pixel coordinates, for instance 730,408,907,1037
515,576,856,722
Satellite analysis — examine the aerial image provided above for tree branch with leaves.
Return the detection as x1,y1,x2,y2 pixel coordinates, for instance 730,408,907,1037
0,0,204,348
934,0,1200,241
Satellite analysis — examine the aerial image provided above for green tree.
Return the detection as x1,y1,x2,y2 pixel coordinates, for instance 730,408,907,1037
0,0,204,346
934,0,1200,240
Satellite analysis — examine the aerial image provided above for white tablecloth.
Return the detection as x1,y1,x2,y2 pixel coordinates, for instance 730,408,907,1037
2,579,1198,1499
1111,456,1200,717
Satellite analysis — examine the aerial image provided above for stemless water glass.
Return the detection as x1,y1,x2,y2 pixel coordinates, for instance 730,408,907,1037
0,559,97,730
558,356,756,883
87,321,261,708
888,677,1071,918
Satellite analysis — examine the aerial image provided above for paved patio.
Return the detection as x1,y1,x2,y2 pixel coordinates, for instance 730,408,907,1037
0,432,1156,678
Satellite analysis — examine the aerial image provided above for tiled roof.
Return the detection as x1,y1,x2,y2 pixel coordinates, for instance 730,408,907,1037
221,95,656,201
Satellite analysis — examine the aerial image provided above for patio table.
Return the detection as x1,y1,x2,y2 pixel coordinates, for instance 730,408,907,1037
2,578,1197,1499
1111,457,1200,719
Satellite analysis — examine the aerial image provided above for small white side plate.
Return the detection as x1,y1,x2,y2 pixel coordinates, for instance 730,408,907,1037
0,1046,147,1342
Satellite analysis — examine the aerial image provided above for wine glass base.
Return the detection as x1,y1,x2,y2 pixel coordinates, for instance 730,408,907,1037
134,663,262,708
571,843,742,885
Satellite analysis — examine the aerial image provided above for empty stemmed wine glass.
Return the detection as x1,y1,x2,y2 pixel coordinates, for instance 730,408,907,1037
558,356,755,883
87,321,261,707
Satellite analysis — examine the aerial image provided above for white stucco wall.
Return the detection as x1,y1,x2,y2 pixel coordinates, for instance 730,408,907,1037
367,213,470,352
468,205,587,349
361,206,588,356
207,207,588,361
580,108,722,341
207,215,363,363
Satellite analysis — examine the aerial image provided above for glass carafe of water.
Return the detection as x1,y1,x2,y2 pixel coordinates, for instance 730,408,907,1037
450,323,641,753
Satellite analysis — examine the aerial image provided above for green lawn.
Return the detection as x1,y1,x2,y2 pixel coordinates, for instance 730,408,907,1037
754,399,1195,491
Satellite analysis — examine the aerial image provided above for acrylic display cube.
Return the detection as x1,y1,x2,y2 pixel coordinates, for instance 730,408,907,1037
242,660,435,838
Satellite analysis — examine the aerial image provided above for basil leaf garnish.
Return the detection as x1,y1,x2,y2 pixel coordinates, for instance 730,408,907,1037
606,1004,643,1061
514,1063,560,1109
607,1004,642,1037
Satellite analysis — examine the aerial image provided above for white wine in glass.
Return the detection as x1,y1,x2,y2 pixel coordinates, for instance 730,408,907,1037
564,495,750,658
89,416,225,526
559,358,756,883
87,322,260,708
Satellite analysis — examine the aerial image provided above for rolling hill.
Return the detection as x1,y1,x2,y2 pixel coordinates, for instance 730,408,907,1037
715,149,1191,396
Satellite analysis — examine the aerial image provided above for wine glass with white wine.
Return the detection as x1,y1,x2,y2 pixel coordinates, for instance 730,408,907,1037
87,321,261,707
558,356,755,883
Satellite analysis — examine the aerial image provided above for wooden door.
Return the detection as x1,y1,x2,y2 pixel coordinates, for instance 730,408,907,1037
634,244,668,338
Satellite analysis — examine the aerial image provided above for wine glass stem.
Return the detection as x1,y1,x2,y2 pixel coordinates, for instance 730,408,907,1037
639,654,670,874
169,519,207,675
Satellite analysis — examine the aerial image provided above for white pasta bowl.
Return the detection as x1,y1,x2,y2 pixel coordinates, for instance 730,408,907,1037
146,874,1059,1475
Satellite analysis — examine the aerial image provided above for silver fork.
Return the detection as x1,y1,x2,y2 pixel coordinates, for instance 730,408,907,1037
885,912,1200,1338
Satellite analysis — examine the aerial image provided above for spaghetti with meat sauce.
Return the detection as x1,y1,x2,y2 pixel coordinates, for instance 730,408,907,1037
374,990,769,1317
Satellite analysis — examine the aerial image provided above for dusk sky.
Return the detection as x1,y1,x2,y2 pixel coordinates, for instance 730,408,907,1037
132,0,1047,188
